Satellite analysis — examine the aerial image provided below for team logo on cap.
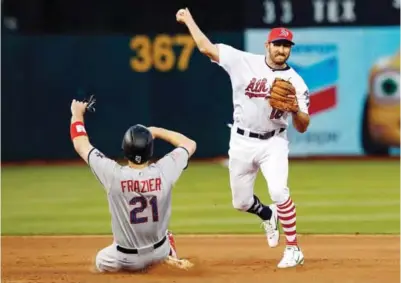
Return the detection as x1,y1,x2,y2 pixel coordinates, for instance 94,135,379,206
279,28,289,37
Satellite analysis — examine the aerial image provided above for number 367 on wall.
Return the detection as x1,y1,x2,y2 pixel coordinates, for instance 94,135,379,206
129,34,195,72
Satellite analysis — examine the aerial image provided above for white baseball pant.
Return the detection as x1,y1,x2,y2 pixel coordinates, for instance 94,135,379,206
228,125,290,211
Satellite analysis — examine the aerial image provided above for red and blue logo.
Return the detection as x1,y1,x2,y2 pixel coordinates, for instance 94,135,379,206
290,44,338,116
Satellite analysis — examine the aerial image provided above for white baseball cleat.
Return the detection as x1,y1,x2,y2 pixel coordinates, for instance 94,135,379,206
277,246,304,268
261,204,279,248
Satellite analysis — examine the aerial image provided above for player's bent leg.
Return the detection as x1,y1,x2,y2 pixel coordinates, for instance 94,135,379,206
229,156,275,238
259,136,304,267
95,245,121,273
228,157,258,211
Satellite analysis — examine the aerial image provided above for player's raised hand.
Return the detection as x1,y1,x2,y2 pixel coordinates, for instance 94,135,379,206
176,8,193,25
71,99,88,117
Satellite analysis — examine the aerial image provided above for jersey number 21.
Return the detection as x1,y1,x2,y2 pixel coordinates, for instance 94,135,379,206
129,195,159,224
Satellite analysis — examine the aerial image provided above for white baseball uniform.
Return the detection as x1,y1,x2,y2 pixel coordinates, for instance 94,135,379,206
212,43,309,208
88,147,189,272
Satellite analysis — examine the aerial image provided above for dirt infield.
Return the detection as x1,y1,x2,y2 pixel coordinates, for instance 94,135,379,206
2,235,399,283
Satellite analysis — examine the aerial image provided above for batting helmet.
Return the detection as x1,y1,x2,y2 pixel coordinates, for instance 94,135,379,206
121,124,154,164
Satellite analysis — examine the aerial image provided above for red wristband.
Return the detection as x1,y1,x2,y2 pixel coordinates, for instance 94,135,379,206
70,121,88,140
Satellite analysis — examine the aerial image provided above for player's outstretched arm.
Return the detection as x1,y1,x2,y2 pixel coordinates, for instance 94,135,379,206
176,8,219,62
70,99,94,163
148,127,197,157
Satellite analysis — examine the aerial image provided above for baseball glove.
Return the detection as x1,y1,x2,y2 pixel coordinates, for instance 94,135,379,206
267,78,299,113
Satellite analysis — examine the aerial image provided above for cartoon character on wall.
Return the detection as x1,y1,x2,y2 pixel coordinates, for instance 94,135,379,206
361,50,400,155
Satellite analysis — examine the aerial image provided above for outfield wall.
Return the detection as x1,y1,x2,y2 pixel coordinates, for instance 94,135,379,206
2,28,399,161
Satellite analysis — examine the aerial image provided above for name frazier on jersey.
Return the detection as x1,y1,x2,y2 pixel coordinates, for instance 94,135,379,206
120,178,162,193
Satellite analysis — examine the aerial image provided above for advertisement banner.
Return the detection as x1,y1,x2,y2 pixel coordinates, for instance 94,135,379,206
245,27,400,156
244,0,400,28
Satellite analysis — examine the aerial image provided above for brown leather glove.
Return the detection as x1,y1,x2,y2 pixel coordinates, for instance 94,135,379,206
267,78,299,113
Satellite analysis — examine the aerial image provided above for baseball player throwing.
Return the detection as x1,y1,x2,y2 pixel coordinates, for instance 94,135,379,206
177,8,310,268
70,97,196,272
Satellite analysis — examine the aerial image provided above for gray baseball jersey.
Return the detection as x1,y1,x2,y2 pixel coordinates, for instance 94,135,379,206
88,147,189,248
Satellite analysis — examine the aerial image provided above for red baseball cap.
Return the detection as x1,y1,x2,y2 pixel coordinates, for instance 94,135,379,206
267,27,295,45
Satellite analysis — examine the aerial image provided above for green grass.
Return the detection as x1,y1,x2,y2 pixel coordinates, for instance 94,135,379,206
1,160,400,235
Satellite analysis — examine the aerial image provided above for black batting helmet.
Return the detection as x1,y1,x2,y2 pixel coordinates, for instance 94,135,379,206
121,124,154,164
